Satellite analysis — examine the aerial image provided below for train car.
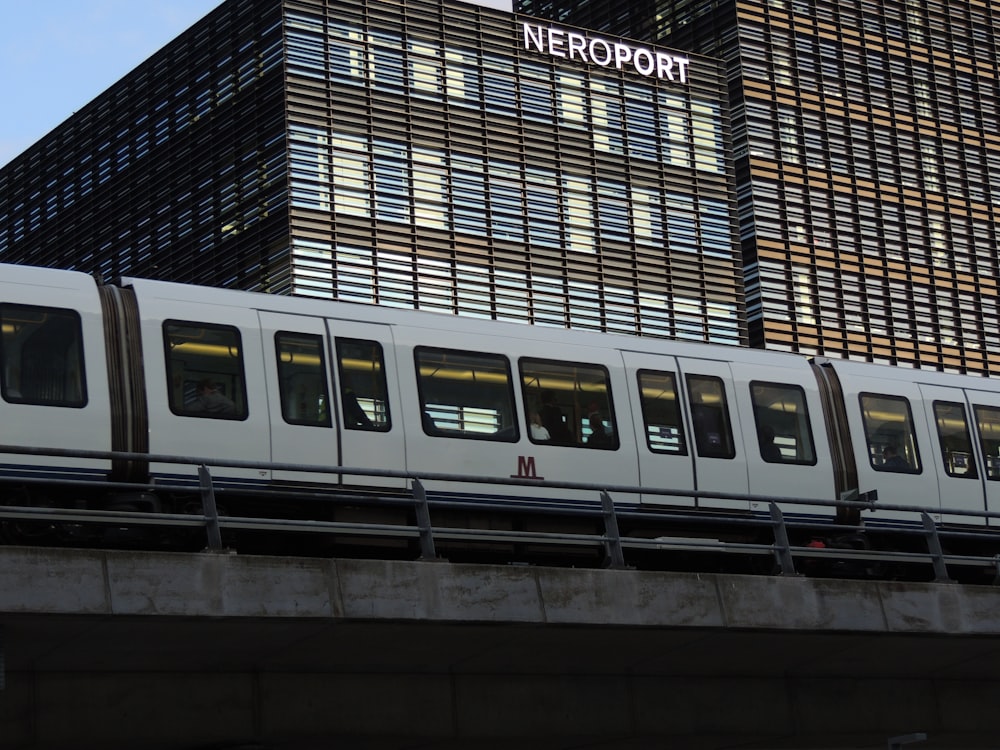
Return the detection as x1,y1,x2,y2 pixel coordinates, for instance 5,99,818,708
817,358,1000,530
117,272,844,518
0,264,840,524
4,262,1000,565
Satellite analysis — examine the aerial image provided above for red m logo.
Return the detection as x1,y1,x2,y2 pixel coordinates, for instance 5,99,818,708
511,455,543,480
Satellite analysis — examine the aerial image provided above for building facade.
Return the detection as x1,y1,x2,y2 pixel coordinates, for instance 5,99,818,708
521,0,1000,375
0,0,745,346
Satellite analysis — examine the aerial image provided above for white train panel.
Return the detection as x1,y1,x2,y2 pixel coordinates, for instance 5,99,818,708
675,356,750,512
916,383,987,525
728,359,837,517
128,279,272,487
620,351,696,507
323,316,407,490
0,265,112,481
256,311,342,486
389,324,643,509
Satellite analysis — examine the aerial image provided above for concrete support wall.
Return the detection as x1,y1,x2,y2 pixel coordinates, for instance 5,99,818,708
5,671,1000,749
2,548,1000,749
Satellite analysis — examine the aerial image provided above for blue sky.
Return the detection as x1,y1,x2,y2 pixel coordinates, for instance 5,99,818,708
0,1,223,167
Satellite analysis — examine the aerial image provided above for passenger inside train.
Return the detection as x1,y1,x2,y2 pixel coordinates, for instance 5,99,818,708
758,425,782,462
529,411,550,441
881,445,910,471
539,389,573,445
193,379,237,416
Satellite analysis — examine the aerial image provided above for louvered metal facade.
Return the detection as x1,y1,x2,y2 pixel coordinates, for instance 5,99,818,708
0,0,745,345
521,0,1000,374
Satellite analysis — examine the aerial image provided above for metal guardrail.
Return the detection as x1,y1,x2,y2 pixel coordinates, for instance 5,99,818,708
2,443,1000,582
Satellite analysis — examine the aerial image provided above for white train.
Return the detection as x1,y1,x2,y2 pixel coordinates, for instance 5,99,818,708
2,262,1000,562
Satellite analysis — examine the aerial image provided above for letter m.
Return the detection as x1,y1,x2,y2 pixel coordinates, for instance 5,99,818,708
512,455,543,480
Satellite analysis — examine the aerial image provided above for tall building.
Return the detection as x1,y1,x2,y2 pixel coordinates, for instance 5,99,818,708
521,0,1000,375
0,0,745,346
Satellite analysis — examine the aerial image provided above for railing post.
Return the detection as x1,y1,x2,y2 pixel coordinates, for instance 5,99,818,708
412,479,437,561
601,491,626,570
0,625,5,691
921,513,952,583
769,502,798,576
198,465,224,552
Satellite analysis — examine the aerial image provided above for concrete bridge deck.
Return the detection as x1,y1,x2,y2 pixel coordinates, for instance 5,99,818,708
2,546,1000,749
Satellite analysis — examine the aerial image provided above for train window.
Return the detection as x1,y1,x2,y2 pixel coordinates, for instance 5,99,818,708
859,393,920,473
637,370,687,454
275,332,332,428
0,304,87,408
749,381,816,464
163,321,247,420
973,405,1000,481
415,347,517,441
686,374,735,459
335,338,391,431
933,401,977,479
520,358,618,449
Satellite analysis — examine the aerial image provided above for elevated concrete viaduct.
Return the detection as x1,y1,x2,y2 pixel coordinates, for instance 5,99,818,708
2,546,1000,750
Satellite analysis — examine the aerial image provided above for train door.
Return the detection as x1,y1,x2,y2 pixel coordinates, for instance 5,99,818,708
729,362,836,519
325,319,407,489
837,373,940,524
257,312,341,486
966,388,1000,525
918,385,987,525
619,351,695,507
676,358,751,512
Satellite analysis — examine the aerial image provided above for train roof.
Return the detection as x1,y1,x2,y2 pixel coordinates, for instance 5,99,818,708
0,263,103,292
814,356,993,388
